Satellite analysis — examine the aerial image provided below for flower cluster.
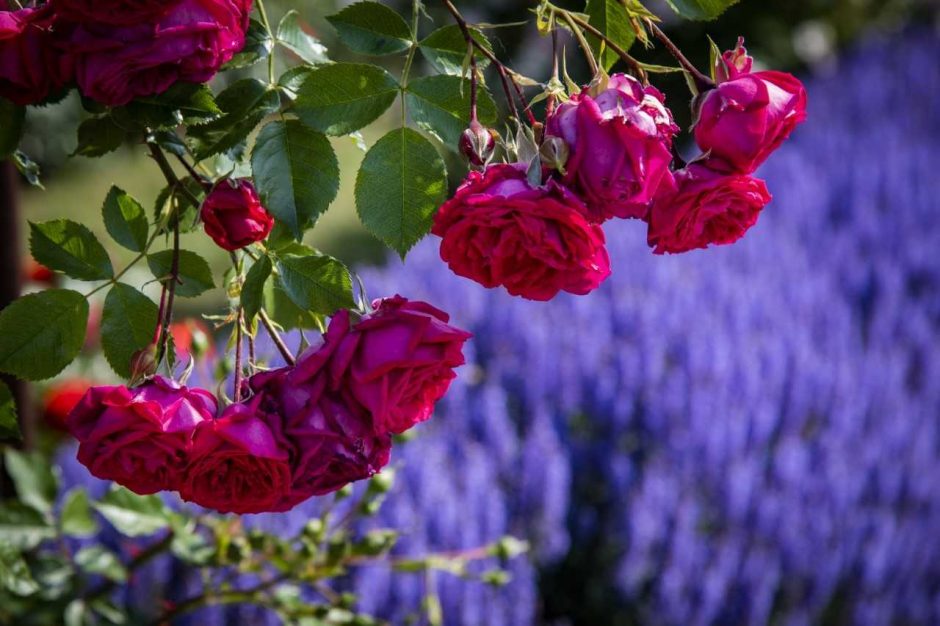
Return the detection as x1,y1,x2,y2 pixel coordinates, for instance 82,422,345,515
433,40,806,300
0,0,251,106
65,296,471,514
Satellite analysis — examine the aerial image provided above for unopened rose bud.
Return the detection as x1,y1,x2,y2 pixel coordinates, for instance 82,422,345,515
715,36,753,83
539,136,570,174
129,344,158,382
459,120,497,167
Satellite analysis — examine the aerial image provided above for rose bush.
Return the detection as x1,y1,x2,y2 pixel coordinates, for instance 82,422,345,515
432,163,611,301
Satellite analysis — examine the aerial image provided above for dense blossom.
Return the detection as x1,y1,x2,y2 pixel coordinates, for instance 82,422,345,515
0,4,72,105
432,163,611,301
200,178,273,251
50,0,180,25
647,163,772,254
694,38,807,174
545,73,679,221
66,0,251,106
66,376,216,495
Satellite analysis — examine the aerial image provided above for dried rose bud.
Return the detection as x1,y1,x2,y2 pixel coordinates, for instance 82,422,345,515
459,120,497,167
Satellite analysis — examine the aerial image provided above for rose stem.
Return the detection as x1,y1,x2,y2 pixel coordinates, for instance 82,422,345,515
647,21,714,92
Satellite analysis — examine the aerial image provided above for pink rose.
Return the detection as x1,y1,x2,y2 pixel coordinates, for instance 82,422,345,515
201,179,274,251
65,376,216,495
248,334,392,510
545,73,678,221
327,296,471,435
50,0,180,25
66,0,251,106
646,163,772,255
180,400,292,514
694,38,807,174
0,5,72,105
431,163,611,301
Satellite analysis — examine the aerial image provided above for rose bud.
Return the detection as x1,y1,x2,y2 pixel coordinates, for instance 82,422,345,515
326,296,471,435
545,73,679,222
248,339,392,510
180,400,292,514
66,0,251,106
24,258,56,286
65,376,217,495
200,178,274,251
459,120,497,167
0,4,73,105
694,38,807,174
646,163,772,255
50,0,179,26
431,163,611,301
43,378,96,432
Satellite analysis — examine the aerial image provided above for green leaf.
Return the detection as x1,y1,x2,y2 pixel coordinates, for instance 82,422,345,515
0,380,19,442
4,449,58,516
187,78,280,160
147,250,215,298
293,63,398,136
101,284,158,378
29,220,113,281
0,289,88,381
276,254,355,316
585,0,636,71
419,25,493,76
326,1,412,56
60,488,98,538
0,503,54,550
277,10,329,65
355,128,447,258
264,279,323,330
73,116,126,158
0,542,39,597
405,75,498,147
661,0,740,20
75,546,127,583
93,487,169,537
224,18,273,69
251,120,339,239
102,186,149,253
0,99,24,158
241,255,272,323
115,83,220,129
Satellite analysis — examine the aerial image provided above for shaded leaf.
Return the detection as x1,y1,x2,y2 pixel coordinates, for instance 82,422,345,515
0,503,55,550
0,380,19,442
75,546,127,582
276,254,354,316
419,26,492,76
277,10,329,64
102,186,149,252
147,250,215,298
0,289,88,381
73,116,125,158
0,542,39,596
187,79,280,160
585,0,636,71
406,75,497,147
29,220,113,281
293,63,398,136
326,1,412,56
101,284,158,378
4,449,58,516
61,488,98,538
355,128,447,258
662,0,740,20
241,255,272,323
224,18,273,69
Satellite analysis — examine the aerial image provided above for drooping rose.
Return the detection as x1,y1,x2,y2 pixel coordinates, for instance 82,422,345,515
694,38,807,174
200,179,273,251
0,5,72,105
431,163,611,301
66,0,251,106
66,376,216,495
646,163,772,255
50,0,181,25
248,337,392,510
327,297,471,435
545,73,679,221
180,400,292,514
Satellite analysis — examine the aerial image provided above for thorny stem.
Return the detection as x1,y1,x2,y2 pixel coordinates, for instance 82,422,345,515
233,309,244,402
560,9,648,83
647,21,714,92
441,0,531,123
259,309,296,366
155,219,181,367
547,28,560,117
254,0,277,85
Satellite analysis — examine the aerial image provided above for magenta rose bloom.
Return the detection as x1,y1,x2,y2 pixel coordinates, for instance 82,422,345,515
248,330,392,510
431,163,611,301
201,179,274,251
0,5,72,105
65,376,216,495
67,0,251,106
647,163,772,255
180,400,292,514
324,296,471,435
545,73,679,221
694,38,807,174
50,0,181,25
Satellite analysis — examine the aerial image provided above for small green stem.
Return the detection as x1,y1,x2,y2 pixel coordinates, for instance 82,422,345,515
84,231,160,299
255,0,277,85
399,0,422,127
